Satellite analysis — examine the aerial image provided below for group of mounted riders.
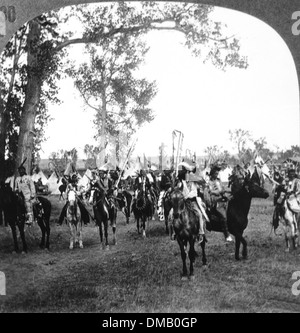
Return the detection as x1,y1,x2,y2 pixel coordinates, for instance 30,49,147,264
3,154,300,248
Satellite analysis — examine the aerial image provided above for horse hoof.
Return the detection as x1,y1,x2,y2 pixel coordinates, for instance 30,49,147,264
105,245,109,251
21,251,27,255
69,245,74,250
202,264,208,272
189,275,195,281
79,244,84,249
181,276,188,281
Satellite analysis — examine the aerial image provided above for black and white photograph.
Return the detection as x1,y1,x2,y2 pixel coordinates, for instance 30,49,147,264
0,0,300,316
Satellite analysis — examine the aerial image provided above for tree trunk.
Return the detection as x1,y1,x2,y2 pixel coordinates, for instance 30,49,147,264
96,92,107,168
16,20,41,175
0,99,7,181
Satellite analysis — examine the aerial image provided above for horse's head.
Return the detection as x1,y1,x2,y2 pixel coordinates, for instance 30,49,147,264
232,167,269,199
67,189,77,207
88,182,102,205
170,188,185,219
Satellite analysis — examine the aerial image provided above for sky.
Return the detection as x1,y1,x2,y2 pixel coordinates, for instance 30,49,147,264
40,5,300,161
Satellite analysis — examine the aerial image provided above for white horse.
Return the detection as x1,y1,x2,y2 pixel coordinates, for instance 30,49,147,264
274,191,300,251
66,189,83,249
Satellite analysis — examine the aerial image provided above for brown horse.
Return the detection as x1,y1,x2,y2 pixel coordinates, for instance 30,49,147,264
132,185,154,238
0,183,52,252
88,182,117,248
170,187,207,280
207,167,269,260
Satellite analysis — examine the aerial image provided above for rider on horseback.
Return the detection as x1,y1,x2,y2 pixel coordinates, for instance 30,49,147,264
272,168,300,233
207,165,233,242
176,162,208,244
57,172,90,225
15,165,37,226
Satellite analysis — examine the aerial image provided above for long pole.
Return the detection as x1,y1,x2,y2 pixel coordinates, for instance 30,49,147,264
115,137,138,188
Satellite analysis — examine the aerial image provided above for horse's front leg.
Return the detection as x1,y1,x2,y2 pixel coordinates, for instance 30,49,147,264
98,222,105,249
37,218,46,249
240,234,248,260
142,215,146,238
18,219,27,253
234,234,241,260
136,217,140,234
69,223,75,249
45,218,50,250
110,208,117,246
200,236,207,267
9,220,19,253
177,238,188,280
188,239,197,279
78,223,83,249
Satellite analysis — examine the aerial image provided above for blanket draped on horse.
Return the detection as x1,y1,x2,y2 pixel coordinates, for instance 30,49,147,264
58,197,90,225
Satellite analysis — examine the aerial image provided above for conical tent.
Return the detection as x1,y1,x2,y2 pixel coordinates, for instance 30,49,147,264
46,172,61,194
31,170,48,185
77,169,91,191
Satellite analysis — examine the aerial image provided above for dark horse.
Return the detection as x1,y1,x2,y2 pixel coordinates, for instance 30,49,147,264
131,184,154,237
116,190,132,224
88,182,118,249
170,186,207,280
58,177,68,201
162,189,173,236
0,183,52,252
206,167,269,260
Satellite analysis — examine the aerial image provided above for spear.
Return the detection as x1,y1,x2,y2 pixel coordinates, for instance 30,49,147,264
115,137,138,189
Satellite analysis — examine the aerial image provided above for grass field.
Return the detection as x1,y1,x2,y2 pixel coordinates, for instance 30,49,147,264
0,186,300,313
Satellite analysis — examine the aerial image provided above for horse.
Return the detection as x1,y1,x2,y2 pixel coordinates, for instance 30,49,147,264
162,189,173,236
131,183,154,237
272,184,300,251
0,183,52,252
66,189,83,249
88,182,117,249
58,177,68,201
206,167,269,260
116,190,132,224
169,186,207,280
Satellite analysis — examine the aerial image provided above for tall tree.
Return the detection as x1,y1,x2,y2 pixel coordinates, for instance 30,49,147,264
68,32,157,166
229,128,252,161
0,2,248,178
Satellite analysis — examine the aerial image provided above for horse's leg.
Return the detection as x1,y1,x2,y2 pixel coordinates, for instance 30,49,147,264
142,215,146,238
234,234,241,260
177,238,188,280
136,217,140,234
98,221,104,249
78,222,83,249
200,236,207,267
45,217,50,250
9,221,19,253
111,210,117,245
69,223,75,249
37,218,46,249
240,234,248,260
18,220,27,253
188,239,196,279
